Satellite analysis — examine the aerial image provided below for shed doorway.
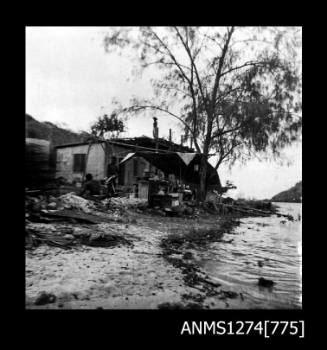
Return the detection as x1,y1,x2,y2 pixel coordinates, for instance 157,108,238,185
118,158,125,185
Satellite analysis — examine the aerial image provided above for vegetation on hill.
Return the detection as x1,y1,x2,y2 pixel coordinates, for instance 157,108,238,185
25,114,90,146
271,181,302,203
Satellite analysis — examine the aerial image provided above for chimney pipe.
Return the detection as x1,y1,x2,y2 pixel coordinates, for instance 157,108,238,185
153,117,159,152
169,129,172,142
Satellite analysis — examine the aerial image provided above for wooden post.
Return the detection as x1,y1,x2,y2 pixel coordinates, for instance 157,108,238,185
153,117,159,153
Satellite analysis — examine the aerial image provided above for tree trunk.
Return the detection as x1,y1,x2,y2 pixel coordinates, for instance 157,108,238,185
198,154,208,202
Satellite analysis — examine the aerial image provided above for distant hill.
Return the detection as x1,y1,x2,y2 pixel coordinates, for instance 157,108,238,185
271,181,302,203
25,114,90,146
25,114,92,187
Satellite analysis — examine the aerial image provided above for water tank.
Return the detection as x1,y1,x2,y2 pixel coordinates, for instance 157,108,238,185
25,138,52,188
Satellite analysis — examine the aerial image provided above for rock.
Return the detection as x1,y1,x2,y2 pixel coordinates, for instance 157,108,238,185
258,277,275,288
34,291,57,305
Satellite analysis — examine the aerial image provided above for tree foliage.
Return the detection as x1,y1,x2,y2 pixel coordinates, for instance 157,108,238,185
103,26,302,199
90,113,125,139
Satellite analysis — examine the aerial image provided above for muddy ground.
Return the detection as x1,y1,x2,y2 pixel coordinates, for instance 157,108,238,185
26,207,253,309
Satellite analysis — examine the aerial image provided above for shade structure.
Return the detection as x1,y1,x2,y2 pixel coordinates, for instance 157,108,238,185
120,151,221,187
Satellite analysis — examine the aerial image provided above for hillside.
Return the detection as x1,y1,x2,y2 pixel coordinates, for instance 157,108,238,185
25,114,92,187
271,181,302,203
25,114,90,146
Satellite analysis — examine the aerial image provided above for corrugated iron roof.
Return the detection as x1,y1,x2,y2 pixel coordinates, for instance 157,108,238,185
55,136,194,152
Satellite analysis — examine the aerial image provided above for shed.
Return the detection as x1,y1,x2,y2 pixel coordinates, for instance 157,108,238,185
120,151,221,187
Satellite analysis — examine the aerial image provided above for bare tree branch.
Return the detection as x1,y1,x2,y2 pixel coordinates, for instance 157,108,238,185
220,60,270,78
203,27,235,154
173,26,210,115
124,104,201,152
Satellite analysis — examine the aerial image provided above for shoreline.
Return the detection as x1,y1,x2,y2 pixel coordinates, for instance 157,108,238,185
26,208,261,309
158,215,244,309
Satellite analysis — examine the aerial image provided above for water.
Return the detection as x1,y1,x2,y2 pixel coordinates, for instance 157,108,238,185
199,202,302,309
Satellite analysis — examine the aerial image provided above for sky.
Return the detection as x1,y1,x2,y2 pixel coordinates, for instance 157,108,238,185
26,26,302,199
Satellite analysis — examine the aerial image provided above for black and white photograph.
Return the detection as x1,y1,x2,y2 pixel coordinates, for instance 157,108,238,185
25,26,302,311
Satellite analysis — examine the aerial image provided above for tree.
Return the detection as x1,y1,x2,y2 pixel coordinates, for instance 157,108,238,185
81,113,125,181
90,113,125,139
103,26,302,200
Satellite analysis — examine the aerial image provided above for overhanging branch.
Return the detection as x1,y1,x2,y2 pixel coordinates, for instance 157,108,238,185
124,105,201,153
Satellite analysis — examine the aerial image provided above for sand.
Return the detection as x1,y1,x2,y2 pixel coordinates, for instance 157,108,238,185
25,220,205,309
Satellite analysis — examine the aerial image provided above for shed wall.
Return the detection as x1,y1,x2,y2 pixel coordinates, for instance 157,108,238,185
56,143,106,182
55,142,165,187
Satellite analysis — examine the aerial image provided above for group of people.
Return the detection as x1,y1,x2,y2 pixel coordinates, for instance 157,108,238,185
79,157,218,204
79,157,119,200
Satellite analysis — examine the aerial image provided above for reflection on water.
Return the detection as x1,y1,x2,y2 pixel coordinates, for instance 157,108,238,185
199,202,302,309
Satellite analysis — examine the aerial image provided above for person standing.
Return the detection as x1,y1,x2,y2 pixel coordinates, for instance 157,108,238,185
106,156,119,196
107,156,118,178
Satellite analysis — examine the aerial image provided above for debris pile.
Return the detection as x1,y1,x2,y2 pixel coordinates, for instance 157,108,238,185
58,192,97,213
160,219,239,254
106,197,147,209
26,222,133,250
26,223,76,249
235,199,273,211
80,230,132,248
25,189,132,225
